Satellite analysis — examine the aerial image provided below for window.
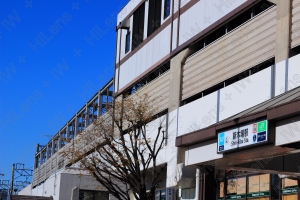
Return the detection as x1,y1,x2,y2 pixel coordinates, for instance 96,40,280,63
132,3,145,51
125,31,131,53
148,0,162,37
164,0,171,19
155,189,166,200
79,190,109,200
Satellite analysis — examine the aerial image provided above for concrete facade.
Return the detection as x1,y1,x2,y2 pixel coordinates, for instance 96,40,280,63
20,0,300,199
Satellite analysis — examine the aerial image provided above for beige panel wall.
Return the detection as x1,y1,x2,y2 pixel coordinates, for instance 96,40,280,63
292,0,300,47
128,71,171,113
182,7,276,100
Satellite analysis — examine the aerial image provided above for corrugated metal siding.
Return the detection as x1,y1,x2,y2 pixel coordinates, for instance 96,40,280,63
128,71,170,113
182,7,276,100
292,0,300,47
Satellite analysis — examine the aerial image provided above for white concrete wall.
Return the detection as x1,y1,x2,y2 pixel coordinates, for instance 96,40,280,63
166,109,179,188
275,115,300,146
219,67,272,121
18,184,32,195
31,169,113,200
178,91,218,137
185,140,223,166
32,170,62,200
119,24,171,89
275,59,286,96
117,0,143,24
172,18,178,50
287,54,300,91
177,66,274,138
117,0,250,91
178,0,247,45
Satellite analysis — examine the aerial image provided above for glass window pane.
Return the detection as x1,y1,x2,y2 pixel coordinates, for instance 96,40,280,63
155,190,160,200
164,0,170,18
79,190,94,200
160,189,166,200
94,191,109,200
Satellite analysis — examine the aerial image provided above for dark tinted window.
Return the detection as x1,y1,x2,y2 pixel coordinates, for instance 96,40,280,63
125,31,130,53
148,0,162,37
164,0,171,19
132,3,145,51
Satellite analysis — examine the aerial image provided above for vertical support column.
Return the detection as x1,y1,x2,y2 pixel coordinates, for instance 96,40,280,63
66,123,70,139
51,140,55,155
10,164,15,196
168,48,193,112
39,152,43,166
270,174,281,200
74,114,79,137
274,0,292,63
98,91,101,117
58,133,62,150
85,103,88,127
46,146,49,160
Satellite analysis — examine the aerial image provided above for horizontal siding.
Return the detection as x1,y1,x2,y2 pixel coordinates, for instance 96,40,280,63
292,0,300,47
128,71,170,113
182,7,276,100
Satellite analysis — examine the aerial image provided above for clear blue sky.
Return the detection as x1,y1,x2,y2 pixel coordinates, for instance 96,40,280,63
0,0,127,183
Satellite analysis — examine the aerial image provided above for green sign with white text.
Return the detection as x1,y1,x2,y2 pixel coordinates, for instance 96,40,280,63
225,194,246,199
257,121,267,132
282,187,298,195
247,191,269,198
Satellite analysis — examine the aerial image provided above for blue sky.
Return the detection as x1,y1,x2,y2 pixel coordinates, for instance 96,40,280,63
0,0,127,183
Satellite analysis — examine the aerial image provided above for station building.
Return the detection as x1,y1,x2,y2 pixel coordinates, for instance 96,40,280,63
20,0,300,199
114,0,300,199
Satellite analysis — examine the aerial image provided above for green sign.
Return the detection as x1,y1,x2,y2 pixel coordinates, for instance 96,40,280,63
282,187,298,195
257,121,267,132
247,191,269,198
225,194,246,199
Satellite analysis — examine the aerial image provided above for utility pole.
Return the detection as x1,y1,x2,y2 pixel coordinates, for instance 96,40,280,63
10,164,15,196
8,163,33,195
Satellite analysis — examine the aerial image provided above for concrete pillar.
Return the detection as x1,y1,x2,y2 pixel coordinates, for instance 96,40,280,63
85,103,88,127
39,152,43,166
74,115,79,137
274,0,292,63
58,133,62,150
46,146,49,160
66,124,70,139
98,91,102,117
168,48,193,112
51,140,55,155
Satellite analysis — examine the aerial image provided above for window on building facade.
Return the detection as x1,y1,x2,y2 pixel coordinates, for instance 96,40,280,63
155,189,166,200
148,0,162,37
132,3,145,51
79,190,109,200
164,0,171,19
125,31,131,53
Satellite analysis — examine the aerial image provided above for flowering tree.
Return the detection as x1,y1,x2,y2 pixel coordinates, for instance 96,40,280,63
62,94,168,200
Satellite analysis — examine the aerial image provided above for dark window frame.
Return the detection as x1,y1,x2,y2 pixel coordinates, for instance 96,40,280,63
125,31,131,53
132,3,145,51
164,0,171,19
79,190,109,200
147,0,162,37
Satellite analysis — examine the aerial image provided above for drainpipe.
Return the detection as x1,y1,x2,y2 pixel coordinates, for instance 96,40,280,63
195,167,200,200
